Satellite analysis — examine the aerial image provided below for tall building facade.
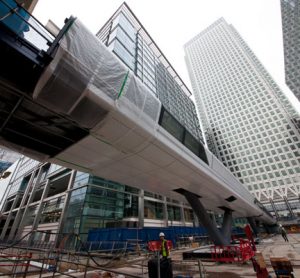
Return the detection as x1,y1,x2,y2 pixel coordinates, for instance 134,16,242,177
281,0,300,102
184,18,300,222
97,2,203,144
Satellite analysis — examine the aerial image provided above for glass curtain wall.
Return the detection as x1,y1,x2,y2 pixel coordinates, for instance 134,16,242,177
64,173,140,242
101,9,204,144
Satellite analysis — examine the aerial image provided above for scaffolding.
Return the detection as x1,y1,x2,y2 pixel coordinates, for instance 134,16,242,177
0,230,208,277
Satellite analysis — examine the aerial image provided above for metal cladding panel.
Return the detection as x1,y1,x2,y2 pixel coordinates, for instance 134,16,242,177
121,156,158,173
52,111,274,223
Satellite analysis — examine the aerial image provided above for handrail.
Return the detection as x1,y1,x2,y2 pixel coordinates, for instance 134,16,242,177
0,0,54,49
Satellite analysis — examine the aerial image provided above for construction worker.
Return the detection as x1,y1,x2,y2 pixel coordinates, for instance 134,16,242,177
279,224,289,242
159,232,170,258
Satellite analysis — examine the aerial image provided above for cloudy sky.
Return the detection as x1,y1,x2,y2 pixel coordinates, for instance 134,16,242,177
33,0,300,112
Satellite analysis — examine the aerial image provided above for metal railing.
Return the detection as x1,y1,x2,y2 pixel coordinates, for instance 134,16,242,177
0,0,76,60
0,0,54,50
0,231,145,277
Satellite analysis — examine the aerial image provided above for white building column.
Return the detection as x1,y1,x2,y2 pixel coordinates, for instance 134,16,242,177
163,196,168,227
54,170,77,247
0,194,21,240
17,168,44,237
138,189,144,228
8,168,41,240
180,202,186,226
28,179,51,244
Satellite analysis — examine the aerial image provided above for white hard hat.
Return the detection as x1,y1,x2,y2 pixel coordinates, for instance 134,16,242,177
159,232,165,237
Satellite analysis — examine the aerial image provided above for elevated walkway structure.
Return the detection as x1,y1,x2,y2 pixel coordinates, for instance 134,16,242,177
0,1,275,245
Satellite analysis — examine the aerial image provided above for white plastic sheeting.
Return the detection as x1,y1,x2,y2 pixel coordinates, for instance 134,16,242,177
33,19,161,130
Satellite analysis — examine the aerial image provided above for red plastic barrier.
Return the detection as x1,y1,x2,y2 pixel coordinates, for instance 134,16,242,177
211,239,254,263
148,240,173,252
0,252,32,269
244,224,256,251
239,239,255,261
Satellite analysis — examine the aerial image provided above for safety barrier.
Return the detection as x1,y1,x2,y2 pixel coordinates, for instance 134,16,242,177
0,230,145,277
210,239,254,263
148,240,173,252
0,252,34,276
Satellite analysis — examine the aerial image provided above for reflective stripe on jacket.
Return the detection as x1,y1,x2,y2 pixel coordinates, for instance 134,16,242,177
161,239,169,257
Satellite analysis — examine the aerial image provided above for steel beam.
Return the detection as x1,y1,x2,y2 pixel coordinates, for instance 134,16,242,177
283,196,295,218
181,190,227,246
221,208,233,245
247,217,258,237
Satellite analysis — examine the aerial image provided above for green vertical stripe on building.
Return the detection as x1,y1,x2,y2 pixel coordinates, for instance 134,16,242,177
117,70,129,99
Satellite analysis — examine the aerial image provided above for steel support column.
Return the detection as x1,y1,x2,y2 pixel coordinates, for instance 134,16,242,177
247,217,258,237
263,223,271,234
283,196,295,218
182,191,227,246
221,209,233,245
193,212,200,227
269,198,279,220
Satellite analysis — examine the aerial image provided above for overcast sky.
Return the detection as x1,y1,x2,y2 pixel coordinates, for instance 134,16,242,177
33,0,300,112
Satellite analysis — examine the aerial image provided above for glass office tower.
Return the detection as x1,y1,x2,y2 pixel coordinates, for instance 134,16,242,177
97,2,203,144
0,157,196,246
281,0,300,102
184,18,300,221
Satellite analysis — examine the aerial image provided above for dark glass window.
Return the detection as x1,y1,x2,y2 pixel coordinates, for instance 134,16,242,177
159,108,184,142
144,200,163,219
124,195,138,217
199,143,208,164
184,131,200,156
159,107,208,164
167,205,181,221
184,208,194,222
19,175,30,192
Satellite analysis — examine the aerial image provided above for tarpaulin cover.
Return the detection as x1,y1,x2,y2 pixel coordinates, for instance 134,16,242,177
87,226,209,249
33,19,161,130
86,226,246,251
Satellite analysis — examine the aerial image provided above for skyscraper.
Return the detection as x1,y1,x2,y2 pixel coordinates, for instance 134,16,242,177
281,0,300,102
184,18,300,221
97,2,203,145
